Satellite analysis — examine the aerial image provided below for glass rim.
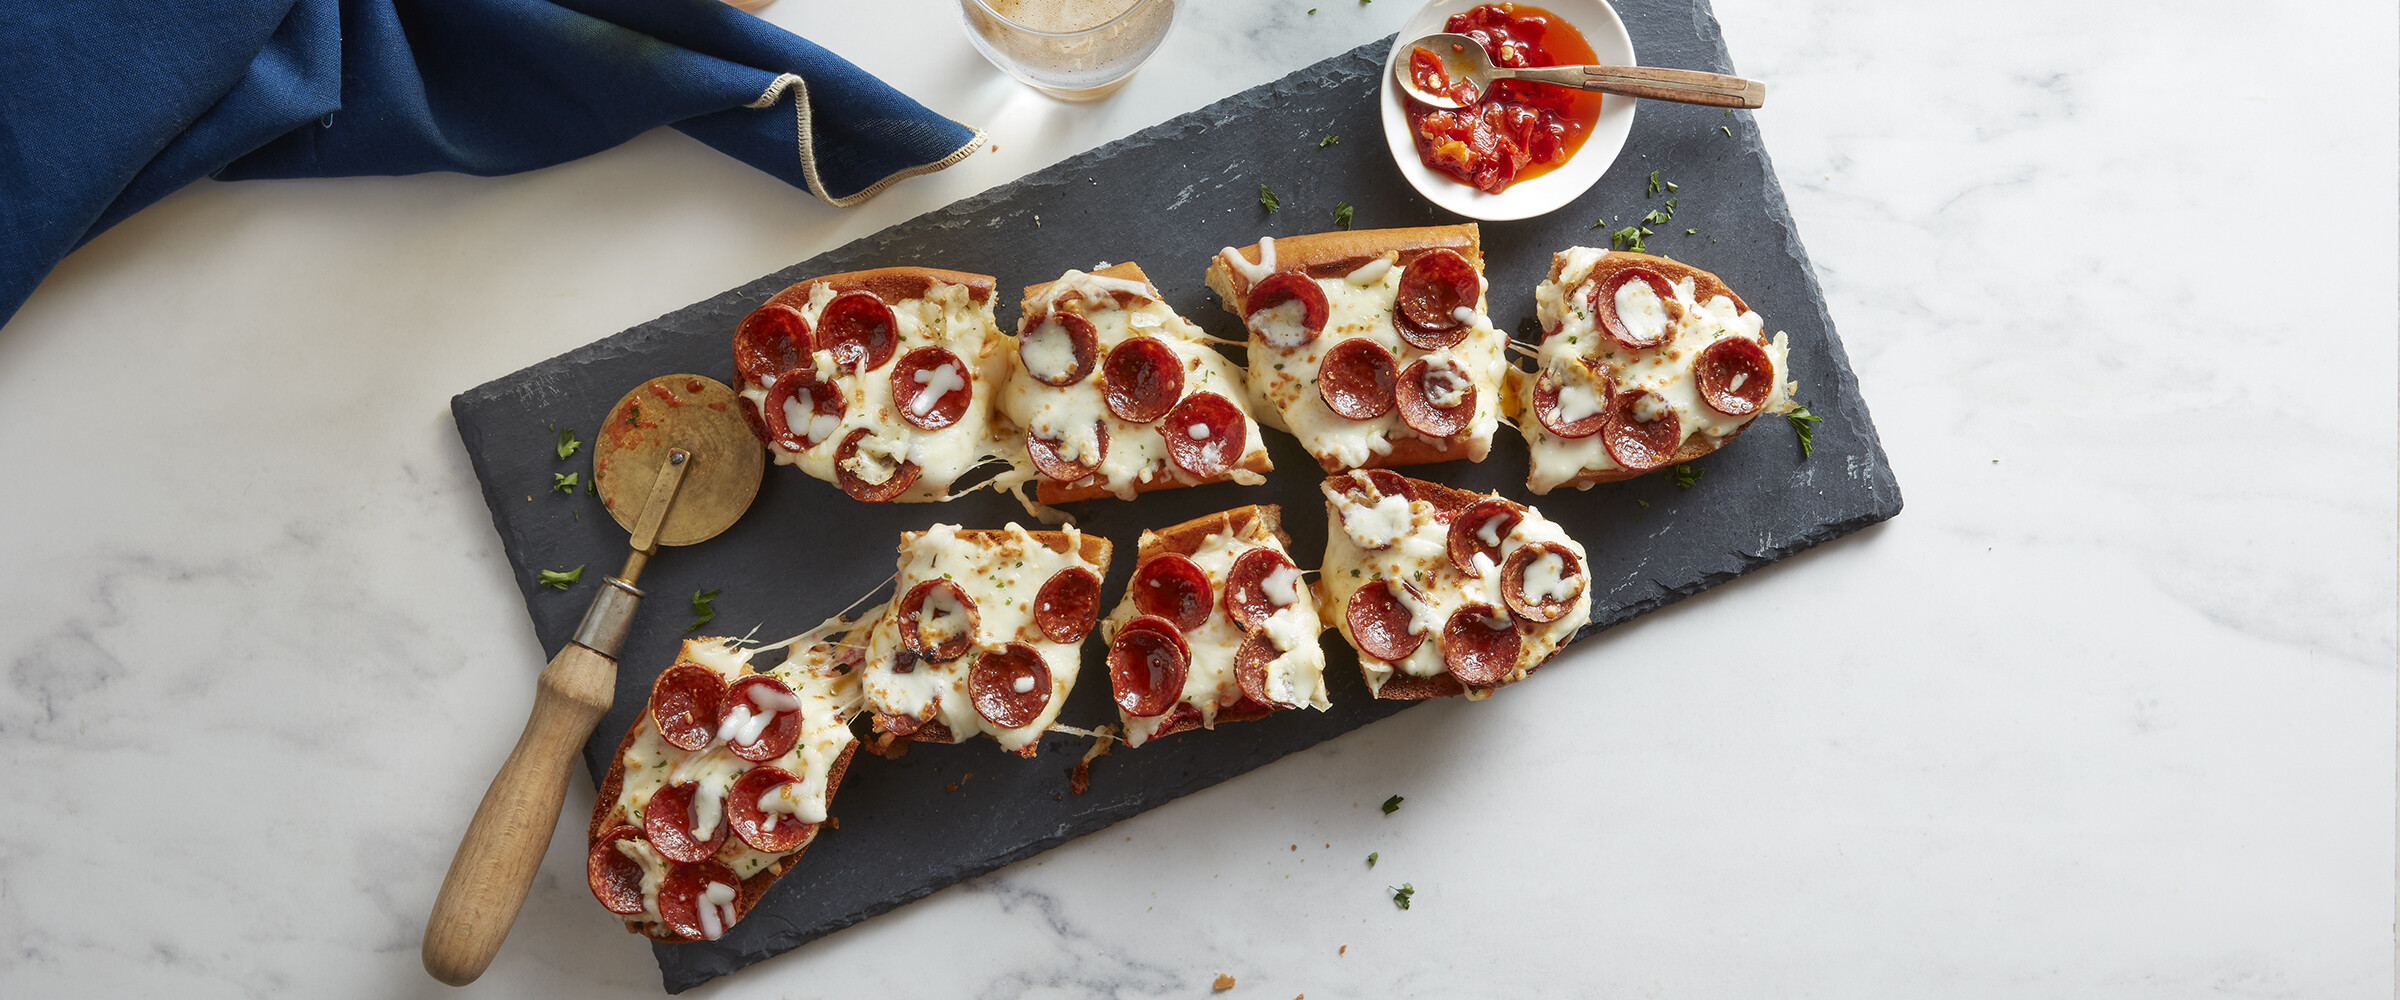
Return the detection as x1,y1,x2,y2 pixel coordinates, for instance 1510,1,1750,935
964,0,1165,39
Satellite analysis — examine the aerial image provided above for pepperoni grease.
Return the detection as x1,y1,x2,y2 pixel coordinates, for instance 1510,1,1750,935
1404,4,1604,194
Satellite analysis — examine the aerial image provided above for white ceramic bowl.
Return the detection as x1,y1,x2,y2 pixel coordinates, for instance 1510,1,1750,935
1379,0,1638,221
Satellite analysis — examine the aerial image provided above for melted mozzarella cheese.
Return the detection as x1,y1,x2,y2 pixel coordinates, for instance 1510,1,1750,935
696,879,739,940
1338,493,1416,550
1247,299,1313,349
908,362,964,416
1218,237,1278,284
1524,249,1796,494
1613,278,1671,343
1019,320,1080,382
1263,564,1303,606
1102,519,1328,747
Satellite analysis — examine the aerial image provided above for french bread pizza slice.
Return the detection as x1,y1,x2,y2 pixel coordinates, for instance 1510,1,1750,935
1205,225,1508,473
859,523,1113,756
999,263,1272,504
587,617,867,942
732,267,1016,502
1099,504,1329,748
1317,470,1593,700
1519,248,1796,492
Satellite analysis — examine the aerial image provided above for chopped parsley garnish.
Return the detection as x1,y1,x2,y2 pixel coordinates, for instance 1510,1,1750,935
1381,794,1404,815
625,403,641,426
1390,883,1415,909
1788,404,1822,458
1367,852,1379,868
687,588,722,632
1259,184,1281,213
1668,464,1704,489
1636,498,1652,509
1645,170,1662,197
585,479,596,496
551,472,578,493
1333,202,1354,229
1610,226,1646,252
554,426,580,460
1686,228,1699,235
1666,179,1679,192
1319,133,1338,146
1721,125,1733,136
538,565,584,590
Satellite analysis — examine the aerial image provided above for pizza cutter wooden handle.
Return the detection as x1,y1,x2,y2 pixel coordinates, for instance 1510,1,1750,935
422,638,619,986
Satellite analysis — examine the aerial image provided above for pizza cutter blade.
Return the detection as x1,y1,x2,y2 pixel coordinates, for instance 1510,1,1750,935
423,374,763,987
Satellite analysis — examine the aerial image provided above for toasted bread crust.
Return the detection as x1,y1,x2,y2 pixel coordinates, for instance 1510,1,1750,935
876,529,1112,753
589,693,861,943
1204,225,1483,306
1529,251,1766,487
764,266,997,309
1021,261,1157,312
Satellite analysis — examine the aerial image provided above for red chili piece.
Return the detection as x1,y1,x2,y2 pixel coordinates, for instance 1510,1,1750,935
833,427,922,501
1531,362,1607,439
643,781,728,864
1131,553,1213,632
892,346,972,431
656,861,742,941
1318,339,1398,420
1600,389,1681,472
733,304,812,387
1595,268,1677,350
1223,547,1297,632
650,663,728,752
1032,567,1102,643
897,579,979,662
1693,336,1774,416
587,825,650,915
727,766,814,853
1021,310,1100,387
1243,271,1329,348
1441,605,1522,688
1108,617,1190,718
1446,497,1522,577
817,292,898,371
1346,581,1427,662
1393,357,1477,438
1027,421,1108,482
721,675,804,763
1101,337,1185,423
1393,249,1478,349
1500,542,1585,623
969,643,1053,730
1162,391,1246,478
762,369,847,452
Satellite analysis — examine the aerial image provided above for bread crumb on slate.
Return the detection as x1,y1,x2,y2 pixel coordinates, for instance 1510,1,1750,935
1338,945,1347,955
1213,973,1235,990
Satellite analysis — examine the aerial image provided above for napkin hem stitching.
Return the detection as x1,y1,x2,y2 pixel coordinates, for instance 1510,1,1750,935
750,73,989,208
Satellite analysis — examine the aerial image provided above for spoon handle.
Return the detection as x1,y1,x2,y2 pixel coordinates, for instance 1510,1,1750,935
1505,64,1765,109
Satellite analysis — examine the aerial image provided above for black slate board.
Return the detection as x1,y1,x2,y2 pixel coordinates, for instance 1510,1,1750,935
451,4,1900,991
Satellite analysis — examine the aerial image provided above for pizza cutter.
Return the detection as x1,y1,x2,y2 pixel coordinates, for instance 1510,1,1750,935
423,374,763,986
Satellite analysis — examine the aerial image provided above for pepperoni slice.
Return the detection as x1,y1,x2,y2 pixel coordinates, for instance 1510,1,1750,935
1131,553,1213,632
1326,469,1419,507
1223,547,1298,632
892,346,971,431
1162,391,1246,478
587,825,649,915
1393,249,1478,350
879,706,926,737
968,642,1052,730
1099,337,1185,424
720,675,803,762
1233,629,1284,709
1501,542,1586,623
1346,580,1427,662
1027,420,1108,482
833,427,921,501
1020,310,1100,387
1600,389,1682,473
1032,567,1102,643
762,369,847,452
897,579,979,662
736,393,769,444
657,860,742,941
1393,357,1477,439
1442,605,1522,688
1243,271,1329,350
1364,469,1418,502
1318,339,1398,420
733,304,812,387
1108,616,1190,718
643,781,728,864
1595,267,1678,350
726,765,815,853
1446,497,1523,577
1531,362,1607,439
650,663,728,752
817,292,898,372
1694,336,1775,416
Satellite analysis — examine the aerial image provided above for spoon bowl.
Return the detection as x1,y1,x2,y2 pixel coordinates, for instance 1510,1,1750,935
1394,29,1765,110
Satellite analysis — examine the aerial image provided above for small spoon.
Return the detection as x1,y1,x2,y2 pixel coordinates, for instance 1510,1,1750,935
1397,32,1765,110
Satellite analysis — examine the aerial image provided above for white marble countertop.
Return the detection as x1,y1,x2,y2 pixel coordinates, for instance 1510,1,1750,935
2,0,2392,996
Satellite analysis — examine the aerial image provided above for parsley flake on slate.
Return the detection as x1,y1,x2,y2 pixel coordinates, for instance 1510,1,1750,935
1610,226,1646,252
1381,794,1404,815
1788,404,1823,458
1668,464,1704,489
687,588,722,632
554,426,580,460
1637,498,1652,509
552,472,578,493
586,479,597,496
1645,169,1662,197
1390,883,1415,909
1259,184,1281,213
1721,125,1733,136
1333,202,1354,229
1367,852,1379,868
538,565,584,590
1667,179,1679,192
1320,133,1339,146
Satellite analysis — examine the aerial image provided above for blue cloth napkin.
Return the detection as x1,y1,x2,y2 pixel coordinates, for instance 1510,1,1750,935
0,0,986,326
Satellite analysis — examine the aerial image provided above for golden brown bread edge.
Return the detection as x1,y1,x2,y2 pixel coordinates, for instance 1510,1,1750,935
1525,250,1766,488
1203,225,1488,472
1017,262,1273,504
873,528,1115,757
1320,473,1561,701
1118,504,1294,741
588,665,862,944
759,266,998,311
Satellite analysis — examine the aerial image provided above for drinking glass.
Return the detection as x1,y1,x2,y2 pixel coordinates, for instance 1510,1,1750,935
958,0,1181,101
